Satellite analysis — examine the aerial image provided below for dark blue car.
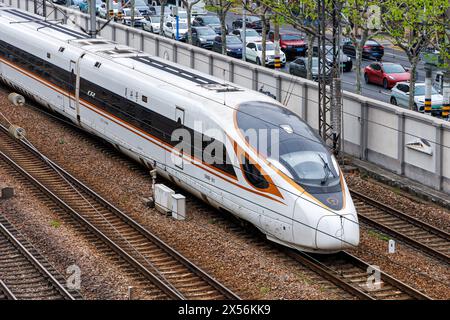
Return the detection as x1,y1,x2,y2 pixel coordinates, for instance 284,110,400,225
212,35,243,59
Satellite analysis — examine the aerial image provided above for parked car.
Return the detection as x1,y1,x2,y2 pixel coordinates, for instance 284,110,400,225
289,57,331,82
122,0,151,17
121,8,146,28
245,41,286,67
391,82,443,114
192,1,207,16
163,20,188,40
212,35,243,59
342,38,384,60
142,15,161,33
193,15,223,34
98,1,121,19
232,16,269,34
167,9,189,23
190,26,217,49
312,45,353,72
434,70,444,94
268,31,307,58
231,28,262,43
364,62,410,89
79,0,102,14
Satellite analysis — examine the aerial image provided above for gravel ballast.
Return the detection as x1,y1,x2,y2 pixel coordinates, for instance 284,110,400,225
0,87,448,299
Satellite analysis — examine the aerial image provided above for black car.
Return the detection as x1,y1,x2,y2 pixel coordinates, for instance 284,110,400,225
231,16,269,34
289,57,331,82
342,38,384,61
312,46,353,72
212,35,243,59
192,15,223,35
191,26,217,49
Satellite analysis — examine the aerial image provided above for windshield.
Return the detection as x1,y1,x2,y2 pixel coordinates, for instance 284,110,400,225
257,43,275,51
246,29,259,37
282,34,302,41
203,16,220,24
227,36,241,44
135,0,146,6
198,28,216,36
236,102,341,194
383,64,406,73
151,16,161,22
415,86,438,95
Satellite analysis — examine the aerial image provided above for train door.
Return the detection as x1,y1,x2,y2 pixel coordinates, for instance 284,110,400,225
173,106,185,170
69,60,76,113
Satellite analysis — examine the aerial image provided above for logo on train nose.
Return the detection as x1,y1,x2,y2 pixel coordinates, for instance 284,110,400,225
326,197,339,206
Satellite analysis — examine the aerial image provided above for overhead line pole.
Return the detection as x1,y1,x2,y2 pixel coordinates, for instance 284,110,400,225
317,0,343,155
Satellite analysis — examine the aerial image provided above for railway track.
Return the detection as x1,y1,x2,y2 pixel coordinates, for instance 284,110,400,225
0,280,16,300
286,250,431,300
0,124,239,300
0,215,77,300
0,99,437,300
351,190,450,264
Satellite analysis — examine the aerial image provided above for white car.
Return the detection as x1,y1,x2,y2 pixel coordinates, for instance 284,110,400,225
121,8,146,28
98,1,121,19
163,20,188,40
166,9,189,24
143,15,161,34
231,28,262,43
192,2,207,16
391,82,443,113
245,41,286,67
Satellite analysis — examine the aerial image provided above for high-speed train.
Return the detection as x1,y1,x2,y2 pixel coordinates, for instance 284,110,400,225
0,5,359,252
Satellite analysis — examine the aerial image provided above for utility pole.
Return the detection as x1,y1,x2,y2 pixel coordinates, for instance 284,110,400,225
89,0,97,38
442,8,450,120
317,0,342,155
242,0,246,62
424,65,433,115
131,0,135,28
274,13,281,70
34,0,47,17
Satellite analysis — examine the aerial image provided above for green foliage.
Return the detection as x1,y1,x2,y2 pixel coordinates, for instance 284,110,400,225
50,219,61,228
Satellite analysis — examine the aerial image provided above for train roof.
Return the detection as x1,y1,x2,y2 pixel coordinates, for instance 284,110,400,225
0,6,281,128
0,7,89,41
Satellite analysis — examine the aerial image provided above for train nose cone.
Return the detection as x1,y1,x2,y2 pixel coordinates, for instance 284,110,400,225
315,214,360,251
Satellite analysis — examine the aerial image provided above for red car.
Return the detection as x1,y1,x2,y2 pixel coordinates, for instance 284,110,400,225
364,62,410,89
268,31,307,58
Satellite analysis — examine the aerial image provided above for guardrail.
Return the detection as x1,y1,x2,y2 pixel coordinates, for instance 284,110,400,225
2,0,450,195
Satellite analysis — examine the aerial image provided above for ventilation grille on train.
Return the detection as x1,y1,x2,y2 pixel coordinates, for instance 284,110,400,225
200,83,242,92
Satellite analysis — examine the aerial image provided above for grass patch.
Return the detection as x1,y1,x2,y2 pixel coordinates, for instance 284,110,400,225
259,286,270,295
359,171,369,180
50,219,61,228
58,138,65,145
367,229,390,242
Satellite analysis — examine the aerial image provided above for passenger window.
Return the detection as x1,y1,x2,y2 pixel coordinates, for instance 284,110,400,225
242,156,269,189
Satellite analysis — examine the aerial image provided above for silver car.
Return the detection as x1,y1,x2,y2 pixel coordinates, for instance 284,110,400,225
390,82,443,113
143,15,161,34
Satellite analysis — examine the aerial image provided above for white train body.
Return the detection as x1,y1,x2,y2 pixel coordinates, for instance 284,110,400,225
0,6,359,253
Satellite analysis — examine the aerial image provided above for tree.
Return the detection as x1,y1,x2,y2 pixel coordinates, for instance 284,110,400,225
181,0,201,44
205,0,234,54
341,0,382,94
243,1,270,67
382,0,449,110
261,0,320,80
159,0,168,37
